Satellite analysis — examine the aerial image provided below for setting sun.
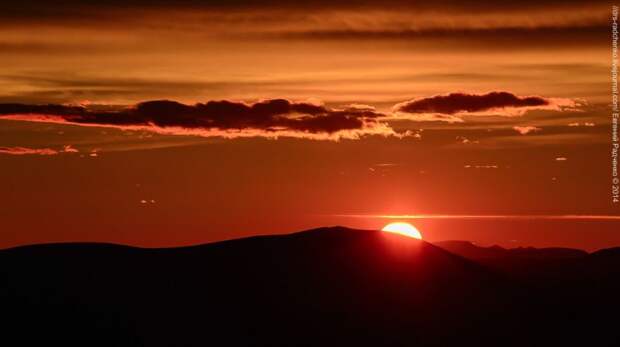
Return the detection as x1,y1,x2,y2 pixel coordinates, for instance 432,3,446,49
382,222,422,239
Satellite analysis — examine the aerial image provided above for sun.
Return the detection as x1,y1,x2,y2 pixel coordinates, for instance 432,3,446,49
382,222,422,239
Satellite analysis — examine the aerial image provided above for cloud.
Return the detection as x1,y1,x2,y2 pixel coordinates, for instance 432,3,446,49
464,164,499,169
568,122,595,127
396,92,545,115
391,113,465,123
0,145,80,156
62,145,79,153
456,136,479,144
277,26,608,51
392,92,581,122
0,2,607,38
0,94,583,140
513,126,542,135
0,99,409,140
0,146,59,155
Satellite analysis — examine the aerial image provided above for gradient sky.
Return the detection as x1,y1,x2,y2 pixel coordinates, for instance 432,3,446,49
1,0,618,250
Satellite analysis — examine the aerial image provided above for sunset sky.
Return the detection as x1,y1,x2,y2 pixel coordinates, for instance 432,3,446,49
1,0,618,250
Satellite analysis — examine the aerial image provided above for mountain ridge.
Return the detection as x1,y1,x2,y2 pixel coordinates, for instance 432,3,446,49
2,226,619,346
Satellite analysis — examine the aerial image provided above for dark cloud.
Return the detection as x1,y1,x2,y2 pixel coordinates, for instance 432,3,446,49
0,0,608,16
0,0,607,16
394,92,550,115
0,99,396,140
0,103,87,117
0,1,607,33
273,26,607,49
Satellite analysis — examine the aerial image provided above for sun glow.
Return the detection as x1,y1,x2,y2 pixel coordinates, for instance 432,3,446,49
382,222,422,239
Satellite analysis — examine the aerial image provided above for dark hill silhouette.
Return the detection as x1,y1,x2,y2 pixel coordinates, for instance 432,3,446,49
1,227,619,346
434,240,587,259
433,240,589,277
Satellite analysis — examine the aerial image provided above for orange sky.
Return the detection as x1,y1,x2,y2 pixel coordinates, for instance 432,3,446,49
0,0,618,250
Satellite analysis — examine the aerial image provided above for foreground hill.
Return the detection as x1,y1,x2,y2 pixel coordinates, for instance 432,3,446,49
1,227,619,346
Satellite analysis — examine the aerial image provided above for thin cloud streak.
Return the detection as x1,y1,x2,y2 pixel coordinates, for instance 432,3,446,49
334,214,620,220
0,145,81,156
0,146,59,155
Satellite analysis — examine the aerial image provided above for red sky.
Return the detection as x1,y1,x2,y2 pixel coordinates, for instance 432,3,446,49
0,0,618,250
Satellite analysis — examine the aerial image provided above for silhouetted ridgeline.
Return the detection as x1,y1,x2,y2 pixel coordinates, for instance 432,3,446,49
1,227,619,346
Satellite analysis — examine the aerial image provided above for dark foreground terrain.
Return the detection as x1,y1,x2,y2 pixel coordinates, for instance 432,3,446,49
1,227,619,346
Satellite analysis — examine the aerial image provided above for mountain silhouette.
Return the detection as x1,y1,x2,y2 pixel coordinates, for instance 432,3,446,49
2,227,619,346
434,240,587,259
433,240,589,276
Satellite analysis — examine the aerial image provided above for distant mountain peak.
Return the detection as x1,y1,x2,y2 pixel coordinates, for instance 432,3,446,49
434,240,587,259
